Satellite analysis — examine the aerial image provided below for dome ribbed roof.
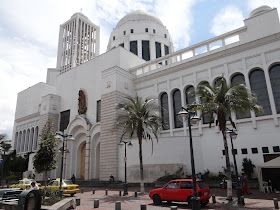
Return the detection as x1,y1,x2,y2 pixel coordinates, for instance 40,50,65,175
116,10,163,28
249,5,272,18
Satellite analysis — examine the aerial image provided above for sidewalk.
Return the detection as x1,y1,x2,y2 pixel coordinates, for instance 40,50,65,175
72,188,279,209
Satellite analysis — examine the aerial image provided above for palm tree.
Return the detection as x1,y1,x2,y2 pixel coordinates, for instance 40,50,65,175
116,95,163,194
195,77,262,199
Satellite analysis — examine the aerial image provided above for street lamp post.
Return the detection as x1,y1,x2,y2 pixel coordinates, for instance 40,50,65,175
225,128,242,204
118,140,133,196
177,107,201,210
55,132,75,198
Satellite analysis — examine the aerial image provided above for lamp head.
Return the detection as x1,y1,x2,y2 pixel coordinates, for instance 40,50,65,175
190,114,200,126
177,109,189,122
67,135,75,141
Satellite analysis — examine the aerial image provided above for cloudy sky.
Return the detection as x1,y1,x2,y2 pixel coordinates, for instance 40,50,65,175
0,0,280,139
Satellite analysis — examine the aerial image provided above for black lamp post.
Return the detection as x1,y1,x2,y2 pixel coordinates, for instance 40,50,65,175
118,140,133,196
177,107,201,210
55,132,75,198
225,128,242,204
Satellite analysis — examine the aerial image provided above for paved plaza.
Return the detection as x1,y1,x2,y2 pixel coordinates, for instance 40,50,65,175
72,188,279,209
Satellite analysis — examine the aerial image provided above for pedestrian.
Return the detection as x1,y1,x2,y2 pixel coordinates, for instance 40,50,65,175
198,172,202,180
28,174,31,179
109,174,114,183
240,173,249,195
71,174,76,184
30,182,39,190
32,173,35,179
48,176,51,182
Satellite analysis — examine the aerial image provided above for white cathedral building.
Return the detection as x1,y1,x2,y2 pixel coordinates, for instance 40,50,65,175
12,6,280,184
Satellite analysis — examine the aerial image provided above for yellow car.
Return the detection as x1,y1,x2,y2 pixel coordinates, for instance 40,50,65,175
41,179,79,196
10,179,41,190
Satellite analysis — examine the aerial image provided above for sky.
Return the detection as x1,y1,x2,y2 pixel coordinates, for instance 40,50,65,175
0,0,280,139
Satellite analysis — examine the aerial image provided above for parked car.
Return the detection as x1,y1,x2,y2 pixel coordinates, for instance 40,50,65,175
40,179,79,197
149,179,211,207
10,179,41,190
220,177,238,189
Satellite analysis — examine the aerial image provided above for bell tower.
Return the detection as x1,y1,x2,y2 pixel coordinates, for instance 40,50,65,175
56,12,100,73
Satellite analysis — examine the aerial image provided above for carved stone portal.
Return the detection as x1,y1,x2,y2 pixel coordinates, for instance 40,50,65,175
78,90,87,115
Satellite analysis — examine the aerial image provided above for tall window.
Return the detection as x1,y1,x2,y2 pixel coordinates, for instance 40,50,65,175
173,89,183,128
14,132,18,153
17,131,22,153
161,93,170,130
269,64,280,113
142,40,150,61
199,81,214,124
155,42,161,58
231,74,251,119
185,86,195,105
60,110,70,131
249,69,272,116
130,41,138,55
30,128,34,151
164,45,169,56
21,130,26,152
96,100,101,122
33,127,39,150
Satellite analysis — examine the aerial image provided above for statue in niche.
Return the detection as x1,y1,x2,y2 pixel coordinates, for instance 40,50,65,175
78,90,87,115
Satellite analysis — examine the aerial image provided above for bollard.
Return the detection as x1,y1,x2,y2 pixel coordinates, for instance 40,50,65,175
92,188,95,194
274,198,279,209
76,198,80,206
170,206,178,210
105,189,108,195
81,188,84,193
134,191,137,197
212,194,216,204
115,201,121,210
240,196,245,205
140,204,147,210
119,190,122,196
94,199,99,208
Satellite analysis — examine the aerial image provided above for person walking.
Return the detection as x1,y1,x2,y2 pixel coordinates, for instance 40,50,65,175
240,173,249,195
71,174,76,184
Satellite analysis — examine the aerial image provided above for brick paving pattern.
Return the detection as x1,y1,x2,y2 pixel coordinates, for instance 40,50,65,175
71,187,280,209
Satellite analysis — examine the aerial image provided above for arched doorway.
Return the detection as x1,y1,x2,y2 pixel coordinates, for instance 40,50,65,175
80,143,86,179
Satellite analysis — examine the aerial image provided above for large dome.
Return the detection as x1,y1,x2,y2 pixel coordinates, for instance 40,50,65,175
116,10,164,28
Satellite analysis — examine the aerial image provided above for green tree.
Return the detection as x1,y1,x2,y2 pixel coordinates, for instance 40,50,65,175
196,77,262,199
33,119,59,186
242,158,255,179
116,96,163,194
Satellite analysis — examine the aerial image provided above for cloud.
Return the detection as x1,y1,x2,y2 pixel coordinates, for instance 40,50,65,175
0,0,196,138
247,0,280,17
210,5,245,36
152,0,195,50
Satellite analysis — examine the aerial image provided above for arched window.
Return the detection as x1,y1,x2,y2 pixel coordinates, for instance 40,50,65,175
21,130,26,153
29,128,34,151
249,69,272,116
25,129,30,152
17,131,22,153
231,74,251,119
173,89,183,128
185,86,195,105
33,127,39,150
269,64,280,113
161,92,170,130
14,132,18,152
199,81,214,124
